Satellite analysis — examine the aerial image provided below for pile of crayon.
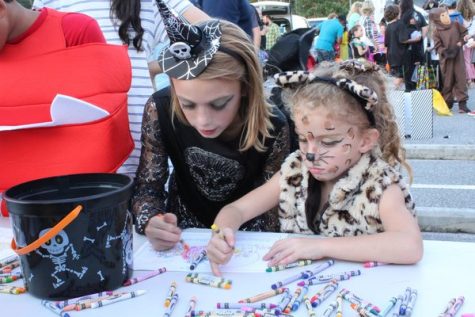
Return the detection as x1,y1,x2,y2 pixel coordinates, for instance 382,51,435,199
41,290,146,316
185,273,232,289
0,256,25,295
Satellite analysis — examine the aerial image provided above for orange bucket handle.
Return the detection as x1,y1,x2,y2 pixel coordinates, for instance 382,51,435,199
11,205,83,255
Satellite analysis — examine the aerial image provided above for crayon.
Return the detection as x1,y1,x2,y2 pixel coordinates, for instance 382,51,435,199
90,290,146,308
311,281,338,308
405,289,418,317
379,296,397,317
0,285,26,295
0,261,20,274
284,287,301,314
63,294,122,311
302,260,335,279
190,250,207,270
0,274,21,283
185,296,197,317
54,291,115,308
363,261,387,268
291,285,308,311
399,287,412,315
392,295,404,317
303,295,316,317
350,303,374,317
0,272,22,277
299,274,350,286
41,300,70,317
124,267,167,286
0,256,19,268
446,296,465,317
270,270,309,289
186,274,232,289
164,293,179,317
336,294,343,317
340,288,380,314
218,303,277,309
211,224,234,250
322,300,338,317
266,260,314,272
165,281,177,307
277,288,292,313
461,315,475,317
238,287,287,303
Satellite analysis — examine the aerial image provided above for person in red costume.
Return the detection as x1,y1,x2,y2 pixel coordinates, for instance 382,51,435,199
0,0,134,216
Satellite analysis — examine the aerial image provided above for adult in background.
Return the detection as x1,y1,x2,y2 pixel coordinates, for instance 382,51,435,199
456,0,475,87
196,0,261,51
0,0,131,215
314,13,344,62
399,0,428,91
33,0,209,178
347,1,363,29
132,1,290,250
264,15,280,51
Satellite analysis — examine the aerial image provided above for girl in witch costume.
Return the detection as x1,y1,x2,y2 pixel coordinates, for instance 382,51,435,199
207,60,423,276
131,0,290,251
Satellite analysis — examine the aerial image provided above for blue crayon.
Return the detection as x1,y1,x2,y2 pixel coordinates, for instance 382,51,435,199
164,293,179,317
271,271,307,289
291,285,308,311
399,287,412,315
277,288,292,313
392,295,404,317
190,250,207,270
302,260,335,279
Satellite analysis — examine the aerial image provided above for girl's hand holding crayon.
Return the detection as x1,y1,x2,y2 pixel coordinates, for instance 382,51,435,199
145,213,182,251
206,226,235,276
263,237,324,267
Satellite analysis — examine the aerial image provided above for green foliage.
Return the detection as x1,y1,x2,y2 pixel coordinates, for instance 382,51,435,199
17,0,33,9
250,0,349,18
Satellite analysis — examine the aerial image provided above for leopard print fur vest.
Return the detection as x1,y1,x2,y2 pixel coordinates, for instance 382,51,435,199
279,149,415,236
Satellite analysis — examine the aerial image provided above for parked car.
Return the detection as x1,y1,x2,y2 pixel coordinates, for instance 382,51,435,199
251,1,309,32
307,17,327,30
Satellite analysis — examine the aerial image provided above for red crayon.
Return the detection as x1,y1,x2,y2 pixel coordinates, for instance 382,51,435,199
363,261,387,268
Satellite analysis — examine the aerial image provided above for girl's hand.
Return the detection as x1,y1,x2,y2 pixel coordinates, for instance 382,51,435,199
145,213,182,251
263,237,324,266
206,227,235,276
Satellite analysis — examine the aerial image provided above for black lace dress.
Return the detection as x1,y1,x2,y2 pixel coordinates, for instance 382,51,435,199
132,88,290,234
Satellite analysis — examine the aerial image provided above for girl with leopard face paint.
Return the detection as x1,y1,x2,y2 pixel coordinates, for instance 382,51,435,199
207,60,423,277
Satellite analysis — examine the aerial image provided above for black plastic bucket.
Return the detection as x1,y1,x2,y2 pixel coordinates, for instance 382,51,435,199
4,173,134,300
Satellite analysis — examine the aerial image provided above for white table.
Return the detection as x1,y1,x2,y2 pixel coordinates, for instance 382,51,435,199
1,218,475,317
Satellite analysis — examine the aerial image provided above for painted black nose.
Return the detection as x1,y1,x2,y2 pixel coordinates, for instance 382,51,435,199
306,153,315,162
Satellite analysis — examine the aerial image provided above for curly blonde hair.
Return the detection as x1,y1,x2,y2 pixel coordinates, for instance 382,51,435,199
283,61,413,181
170,20,273,152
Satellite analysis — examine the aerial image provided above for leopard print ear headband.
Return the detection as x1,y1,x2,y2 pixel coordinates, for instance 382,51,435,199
274,69,378,126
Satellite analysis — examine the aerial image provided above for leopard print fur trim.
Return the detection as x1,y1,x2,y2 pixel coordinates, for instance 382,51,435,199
279,149,415,237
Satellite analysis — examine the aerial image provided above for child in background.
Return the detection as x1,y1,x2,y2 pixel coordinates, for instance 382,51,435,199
430,7,471,113
349,25,369,58
373,19,387,67
384,4,406,90
207,60,423,276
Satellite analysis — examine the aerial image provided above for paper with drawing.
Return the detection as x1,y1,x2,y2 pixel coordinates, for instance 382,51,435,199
133,230,289,273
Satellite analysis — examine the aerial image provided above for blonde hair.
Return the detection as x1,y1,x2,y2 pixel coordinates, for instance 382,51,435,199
170,20,273,152
457,0,475,20
284,61,413,180
361,1,375,15
350,2,363,14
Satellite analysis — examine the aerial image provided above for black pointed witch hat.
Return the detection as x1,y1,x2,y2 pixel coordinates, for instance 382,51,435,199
156,0,222,80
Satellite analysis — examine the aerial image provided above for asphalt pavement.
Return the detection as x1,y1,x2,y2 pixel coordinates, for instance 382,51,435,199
396,83,475,241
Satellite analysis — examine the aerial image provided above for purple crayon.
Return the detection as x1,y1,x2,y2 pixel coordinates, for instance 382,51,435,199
124,267,166,286
446,296,465,317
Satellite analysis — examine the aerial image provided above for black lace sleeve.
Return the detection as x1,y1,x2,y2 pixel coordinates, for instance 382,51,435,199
131,97,170,234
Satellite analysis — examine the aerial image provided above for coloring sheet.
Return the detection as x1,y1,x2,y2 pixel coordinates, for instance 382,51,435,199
133,229,289,273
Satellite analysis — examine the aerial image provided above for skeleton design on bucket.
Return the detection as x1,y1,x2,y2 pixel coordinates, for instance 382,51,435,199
35,229,87,288
105,212,133,274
